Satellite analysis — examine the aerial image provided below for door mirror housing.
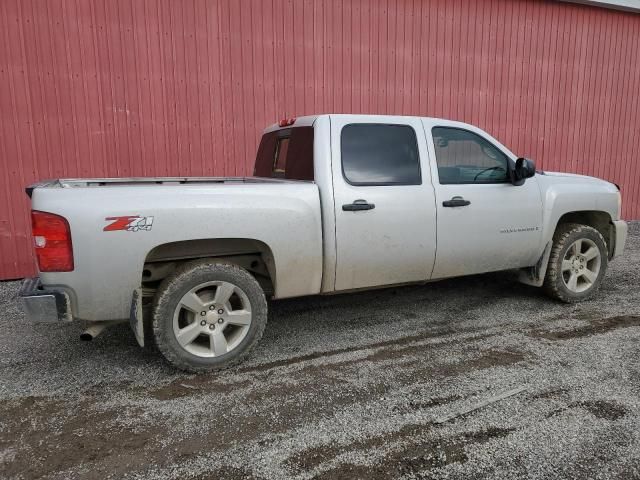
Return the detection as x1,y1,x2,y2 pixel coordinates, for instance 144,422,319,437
511,157,536,186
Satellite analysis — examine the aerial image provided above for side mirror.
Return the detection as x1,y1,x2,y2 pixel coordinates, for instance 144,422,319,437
511,158,536,186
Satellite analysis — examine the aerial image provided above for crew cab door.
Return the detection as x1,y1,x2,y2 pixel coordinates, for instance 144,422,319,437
331,115,437,291
425,121,543,279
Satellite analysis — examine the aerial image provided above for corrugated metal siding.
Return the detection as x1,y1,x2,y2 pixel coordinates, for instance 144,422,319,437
1,0,639,279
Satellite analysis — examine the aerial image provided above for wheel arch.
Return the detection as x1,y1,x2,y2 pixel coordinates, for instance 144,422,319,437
552,210,614,259
141,238,277,296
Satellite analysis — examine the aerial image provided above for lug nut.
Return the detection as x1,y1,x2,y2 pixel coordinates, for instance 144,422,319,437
218,318,224,324
218,309,224,314
200,320,206,326
209,324,215,330
200,311,206,316
209,305,215,310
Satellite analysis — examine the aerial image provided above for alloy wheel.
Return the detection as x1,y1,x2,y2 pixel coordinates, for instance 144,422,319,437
561,238,601,293
172,281,252,357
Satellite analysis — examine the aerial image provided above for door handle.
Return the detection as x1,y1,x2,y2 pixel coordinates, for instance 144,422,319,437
442,196,471,207
342,199,375,211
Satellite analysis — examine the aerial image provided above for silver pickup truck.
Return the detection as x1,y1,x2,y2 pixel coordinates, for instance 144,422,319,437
20,114,628,371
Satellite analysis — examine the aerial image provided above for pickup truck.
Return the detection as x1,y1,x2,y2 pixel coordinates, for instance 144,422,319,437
20,114,628,371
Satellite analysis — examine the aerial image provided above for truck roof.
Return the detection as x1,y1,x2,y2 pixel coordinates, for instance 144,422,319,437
263,114,473,133
263,114,515,160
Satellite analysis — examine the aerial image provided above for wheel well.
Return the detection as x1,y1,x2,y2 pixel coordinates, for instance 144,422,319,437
141,238,276,296
555,211,613,257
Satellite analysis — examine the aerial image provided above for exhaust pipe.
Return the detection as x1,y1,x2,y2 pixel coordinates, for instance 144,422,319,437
80,321,123,341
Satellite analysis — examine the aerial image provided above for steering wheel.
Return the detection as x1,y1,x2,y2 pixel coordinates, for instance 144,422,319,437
473,166,506,182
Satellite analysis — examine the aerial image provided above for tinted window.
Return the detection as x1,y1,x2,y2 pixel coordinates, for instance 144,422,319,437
432,127,509,184
254,127,314,180
341,124,421,185
273,138,289,176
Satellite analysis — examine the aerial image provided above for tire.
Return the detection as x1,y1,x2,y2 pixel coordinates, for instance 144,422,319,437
543,223,608,303
152,260,267,372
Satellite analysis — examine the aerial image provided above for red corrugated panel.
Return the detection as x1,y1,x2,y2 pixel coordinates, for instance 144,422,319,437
0,0,639,279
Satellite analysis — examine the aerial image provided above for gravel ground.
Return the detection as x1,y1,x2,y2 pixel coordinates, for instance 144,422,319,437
1,222,639,480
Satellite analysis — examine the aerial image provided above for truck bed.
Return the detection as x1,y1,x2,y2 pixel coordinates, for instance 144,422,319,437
26,176,301,196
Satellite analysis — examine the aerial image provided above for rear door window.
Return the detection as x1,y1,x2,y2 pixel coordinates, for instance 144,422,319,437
340,124,421,186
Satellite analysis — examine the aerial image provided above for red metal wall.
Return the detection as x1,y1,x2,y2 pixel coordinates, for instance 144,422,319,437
1,0,639,279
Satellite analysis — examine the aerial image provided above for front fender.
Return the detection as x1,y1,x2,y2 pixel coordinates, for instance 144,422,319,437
537,173,620,246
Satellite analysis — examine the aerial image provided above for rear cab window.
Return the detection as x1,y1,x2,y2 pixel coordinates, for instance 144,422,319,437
254,127,314,180
340,124,421,186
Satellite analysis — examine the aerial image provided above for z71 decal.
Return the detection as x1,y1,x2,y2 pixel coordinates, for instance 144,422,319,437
104,216,154,232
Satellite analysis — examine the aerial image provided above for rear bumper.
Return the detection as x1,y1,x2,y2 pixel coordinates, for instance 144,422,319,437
611,220,628,259
19,277,72,323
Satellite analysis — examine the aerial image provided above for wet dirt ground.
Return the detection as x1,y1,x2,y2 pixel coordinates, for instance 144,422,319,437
1,222,639,479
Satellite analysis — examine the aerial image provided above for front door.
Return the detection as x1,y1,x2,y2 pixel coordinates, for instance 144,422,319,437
426,123,543,279
331,115,437,291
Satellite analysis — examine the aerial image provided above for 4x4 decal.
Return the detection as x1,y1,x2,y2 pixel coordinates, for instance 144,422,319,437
104,216,154,232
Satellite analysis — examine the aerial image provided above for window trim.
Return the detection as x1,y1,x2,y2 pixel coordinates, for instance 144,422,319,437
431,126,513,186
340,123,423,187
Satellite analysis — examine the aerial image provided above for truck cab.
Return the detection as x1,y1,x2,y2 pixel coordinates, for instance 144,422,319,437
255,114,624,292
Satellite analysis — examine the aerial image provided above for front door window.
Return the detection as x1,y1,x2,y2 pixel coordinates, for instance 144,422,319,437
432,127,509,184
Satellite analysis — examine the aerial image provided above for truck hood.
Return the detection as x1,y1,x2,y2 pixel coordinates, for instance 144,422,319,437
540,171,618,189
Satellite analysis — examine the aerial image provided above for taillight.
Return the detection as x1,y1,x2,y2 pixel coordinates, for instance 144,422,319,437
31,210,74,272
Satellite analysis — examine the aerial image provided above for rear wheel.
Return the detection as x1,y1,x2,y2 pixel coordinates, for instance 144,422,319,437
152,260,267,372
543,223,608,303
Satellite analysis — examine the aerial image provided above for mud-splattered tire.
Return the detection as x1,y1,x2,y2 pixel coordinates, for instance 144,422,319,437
543,223,608,303
152,260,267,372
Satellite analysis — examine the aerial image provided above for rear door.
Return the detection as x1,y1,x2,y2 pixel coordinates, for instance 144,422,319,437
331,115,437,291
425,121,543,278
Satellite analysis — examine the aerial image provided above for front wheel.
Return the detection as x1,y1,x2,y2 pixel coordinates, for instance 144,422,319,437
152,260,267,372
543,223,608,303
